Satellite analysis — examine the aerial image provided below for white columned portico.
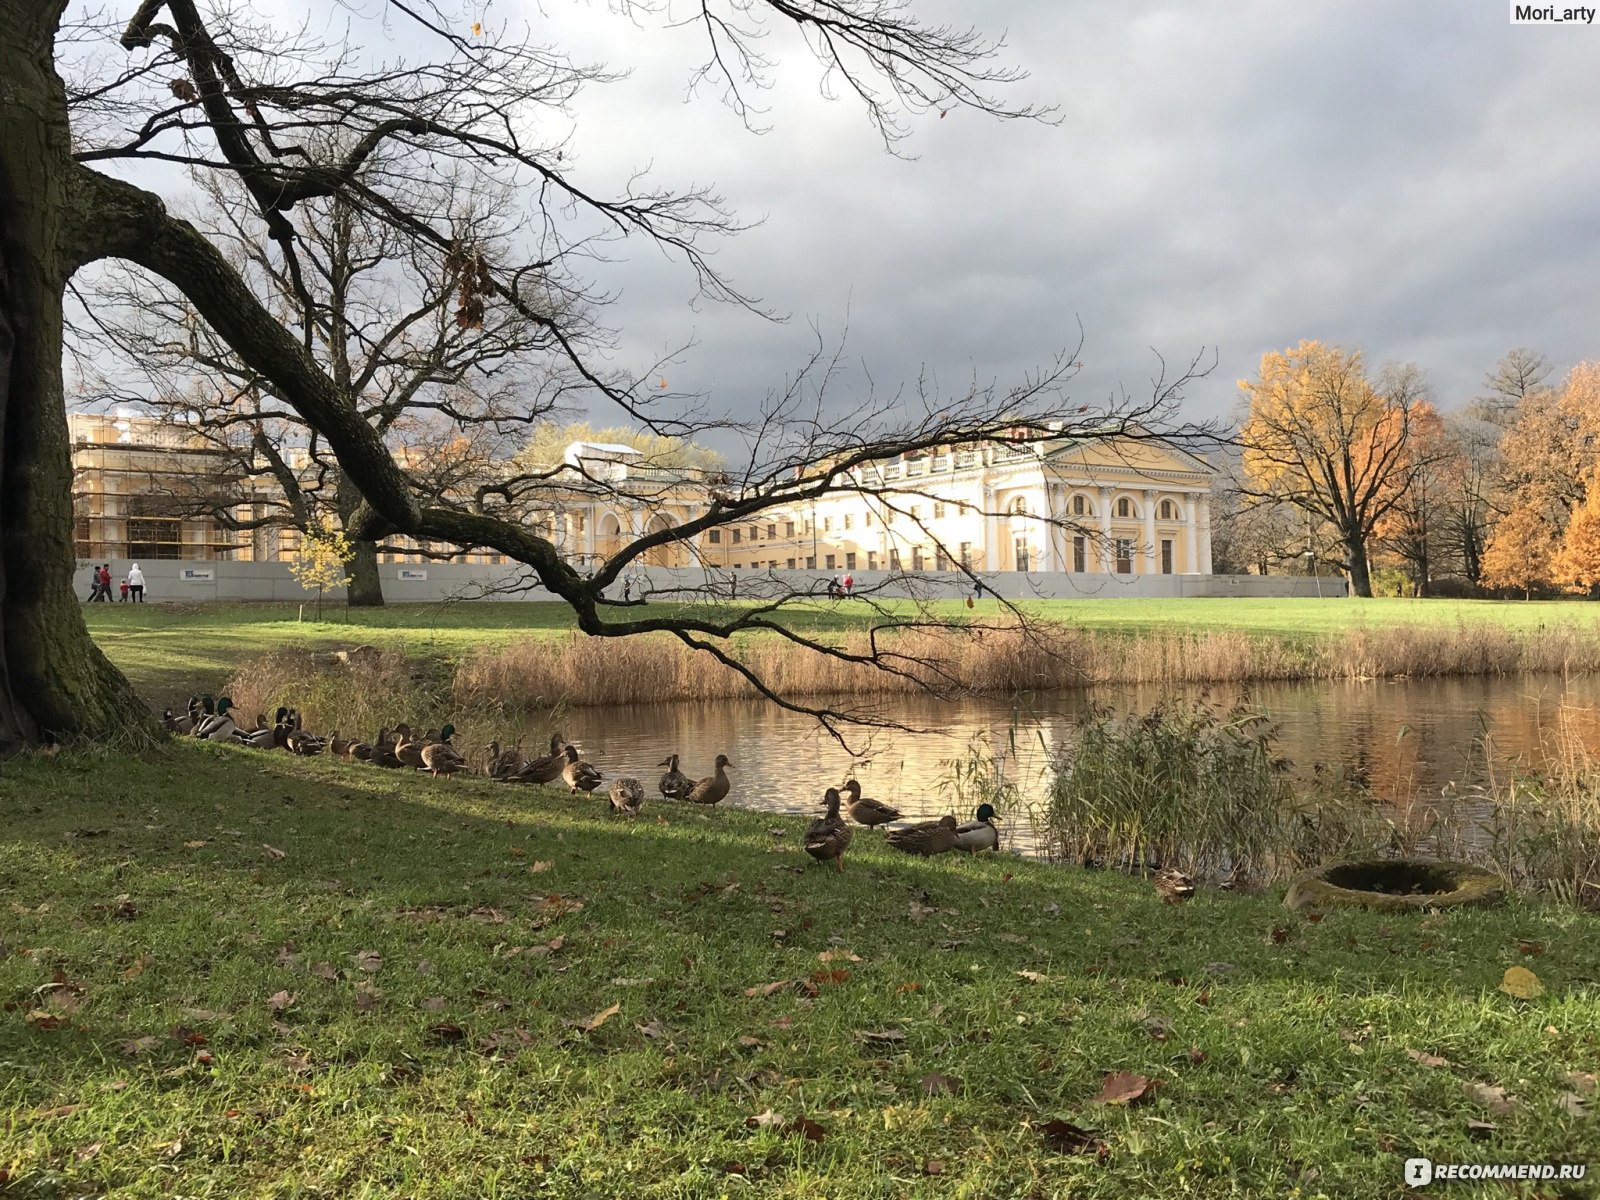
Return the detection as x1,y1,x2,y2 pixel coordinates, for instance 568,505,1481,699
1198,494,1213,574
1142,489,1157,574
1098,486,1113,572
1185,494,1199,573
584,503,596,564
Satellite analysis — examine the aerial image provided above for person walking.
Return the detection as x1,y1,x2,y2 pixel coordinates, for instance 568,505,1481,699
119,579,130,602
92,564,112,602
127,562,146,603
842,572,854,597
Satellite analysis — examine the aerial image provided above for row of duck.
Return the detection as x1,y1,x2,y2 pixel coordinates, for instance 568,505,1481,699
162,694,1001,869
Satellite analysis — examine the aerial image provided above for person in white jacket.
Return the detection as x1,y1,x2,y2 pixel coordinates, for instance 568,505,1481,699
126,563,146,603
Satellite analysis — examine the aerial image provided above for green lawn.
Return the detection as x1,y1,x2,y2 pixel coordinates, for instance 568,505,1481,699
83,596,1600,699
3,743,1597,1197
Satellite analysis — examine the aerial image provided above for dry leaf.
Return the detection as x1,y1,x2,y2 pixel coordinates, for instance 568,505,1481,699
1466,1081,1518,1115
421,996,448,1012
266,990,295,1013
122,954,154,980
262,844,287,860
310,962,339,981
1466,1118,1497,1140
1499,966,1544,1000
1567,1071,1597,1095
637,1020,670,1041
353,950,383,973
354,986,381,1013
1186,1047,1208,1065
1040,1118,1107,1156
1406,1049,1451,1068
817,950,862,963
1090,1070,1155,1106
427,1022,467,1044
921,1072,962,1096
120,1035,160,1057
745,1108,784,1129
183,840,207,849
74,1142,104,1162
1015,970,1050,984
415,960,435,976
1516,938,1544,956
736,1035,764,1048
529,861,553,873
1557,1091,1589,1117
744,980,791,998
178,1007,224,1023
856,1028,906,1044
568,1002,621,1034
922,1159,944,1176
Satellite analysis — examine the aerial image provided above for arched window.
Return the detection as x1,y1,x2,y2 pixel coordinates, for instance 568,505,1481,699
1158,499,1176,520
1115,497,1134,519
1071,494,1090,517
1010,496,1028,515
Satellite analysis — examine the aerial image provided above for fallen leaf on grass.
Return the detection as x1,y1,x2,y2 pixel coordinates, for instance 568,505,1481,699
1015,970,1051,984
1466,1118,1497,1140
855,1028,906,1044
897,981,923,993
122,955,154,980
1140,1014,1173,1041
1517,939,1544,957
817,950,862,964
120,1036,160,1057
26,1010,70,1030
35,1104,84,1119
266,990,295,1013
810,969,850,986
1466,1082,1519,1115
1499,966,1543,999
744,980,791,998
415,960,435,976
1090,1071,1156,1106
736,1034,765,1049
75,1142,103,1162
354,986,381,1013
353,950,383,973
1406,1049,1451,1069
283,1054,312,1074
310,962,339,981
183,840,207,849
567,1002,621,1034
638,1020,670,1041
1040,1118,1108,1157
1567,1071,1597,1095
908,902,936,921
427,1022,467,1044
921,1072,962,1096
528,860,553,873
1557,1091,1589,1117
1185,1047,1208,1065
262,844,287,860
1269,926,1290,945
421,996,448,1012
479,1027,534,1054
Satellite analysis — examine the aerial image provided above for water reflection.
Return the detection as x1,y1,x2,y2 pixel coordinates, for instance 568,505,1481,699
548,675,1600,857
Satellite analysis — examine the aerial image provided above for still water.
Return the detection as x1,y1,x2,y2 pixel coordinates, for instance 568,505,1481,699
546,675,1600,853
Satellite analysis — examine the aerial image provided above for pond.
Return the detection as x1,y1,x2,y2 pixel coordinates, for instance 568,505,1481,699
541,674,1600,857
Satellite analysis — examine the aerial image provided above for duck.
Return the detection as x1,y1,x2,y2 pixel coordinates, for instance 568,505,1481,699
394,728,430,770
421,738,468,778
803,787,854,873
561,744,604,794
369,727,404,769
885,814,960,857
485,739,525,780
194,696,240,742
608,777,644,815
285,712,326,756
657,754,693,801
328,729,353,758
839,779,901,828
161,697,200,735
685,754,733,806
954,803,1001,852
1154,868,1196,905
507,732,567,785
238,706,290,750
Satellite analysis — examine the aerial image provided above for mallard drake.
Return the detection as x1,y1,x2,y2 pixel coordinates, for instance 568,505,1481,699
562,744,603,794
508,732,566,785
657,754,693,800
421,739,467,778
954,803,1000,852
194,696,239,742
886,814,959,857
1155,868,1196,905
804,787,854,873
839,779,901,828
608,777,644,815
685,754,733,806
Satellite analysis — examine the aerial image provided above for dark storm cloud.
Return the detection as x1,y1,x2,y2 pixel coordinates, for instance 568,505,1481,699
526,0,1600,438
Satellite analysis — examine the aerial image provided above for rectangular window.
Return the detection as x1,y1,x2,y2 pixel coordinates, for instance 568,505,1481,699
843,513,853,530
709,529,722,544
1014,538,1031,573
959,542,972,569
1073,535,1087,573
889,549,901,571
846,552,856,570
732,529,741,544
865,513,874,528
786,558,796,569
824,517,832,532
935,547,948,571
749,525,758,541
785,521,795,537
805,556,816,569
768,523,776,539
733,562,742,569
867,551,879,571
909,505,919,520
825,554,836,570
912,546,925,571
1161,539,1174,575
934,502,945,519
1115,539,1133,574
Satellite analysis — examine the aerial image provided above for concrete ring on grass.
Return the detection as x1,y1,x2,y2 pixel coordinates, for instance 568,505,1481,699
1282,859,1505,912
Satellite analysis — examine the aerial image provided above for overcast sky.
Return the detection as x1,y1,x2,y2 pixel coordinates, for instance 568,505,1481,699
498,0,1600,437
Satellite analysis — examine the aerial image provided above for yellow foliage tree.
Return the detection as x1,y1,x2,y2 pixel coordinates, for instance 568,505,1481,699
1238,340,1432,597
289,517,354,621
1480,503,1560,598
1554,481,1600,592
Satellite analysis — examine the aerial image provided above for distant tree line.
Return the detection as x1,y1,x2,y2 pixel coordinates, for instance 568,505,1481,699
1224,344,1595,599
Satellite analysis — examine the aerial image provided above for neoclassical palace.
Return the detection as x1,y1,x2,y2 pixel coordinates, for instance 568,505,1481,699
70,412,1215,577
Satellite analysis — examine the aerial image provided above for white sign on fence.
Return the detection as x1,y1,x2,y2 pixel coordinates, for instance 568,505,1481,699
180,568,215,582
398,568,428,581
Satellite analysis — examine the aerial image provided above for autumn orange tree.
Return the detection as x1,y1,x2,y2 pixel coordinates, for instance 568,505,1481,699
1484,362,1600,594
1373,401,1452,596
1237,341,1433,597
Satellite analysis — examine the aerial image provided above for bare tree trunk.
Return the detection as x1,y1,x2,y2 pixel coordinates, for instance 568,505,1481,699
337,473,384,607
1344,535,1374,598
0,0,157,753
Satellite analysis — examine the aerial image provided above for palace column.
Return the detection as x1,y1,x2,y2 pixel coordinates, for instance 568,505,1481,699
1098,486,1113,572
1185,494,1199,573
1037,487,1057,573
983,486,1000,571
1142,489,1157,574
1198,494,1213,574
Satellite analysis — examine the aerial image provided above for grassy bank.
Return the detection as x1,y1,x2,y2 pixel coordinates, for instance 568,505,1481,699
4,744,1599,1197
83,597,1600,710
